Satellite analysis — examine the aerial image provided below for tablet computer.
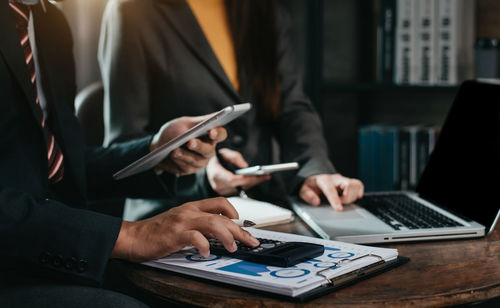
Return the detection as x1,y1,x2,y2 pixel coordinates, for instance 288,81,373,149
113,103,252,180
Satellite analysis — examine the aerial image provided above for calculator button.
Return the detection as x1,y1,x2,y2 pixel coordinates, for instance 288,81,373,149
260,243,276,249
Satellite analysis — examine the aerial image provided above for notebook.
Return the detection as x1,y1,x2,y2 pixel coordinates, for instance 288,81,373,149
228,197,294,227
292,80,500,244
143,229,407,301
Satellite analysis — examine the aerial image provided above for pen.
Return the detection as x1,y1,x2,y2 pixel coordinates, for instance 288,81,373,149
236,186,249,199
231,219,256,227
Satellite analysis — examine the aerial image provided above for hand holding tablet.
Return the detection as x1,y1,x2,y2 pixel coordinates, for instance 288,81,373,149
113,103,252,180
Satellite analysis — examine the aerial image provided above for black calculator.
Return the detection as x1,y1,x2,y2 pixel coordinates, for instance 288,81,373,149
208,238,324,267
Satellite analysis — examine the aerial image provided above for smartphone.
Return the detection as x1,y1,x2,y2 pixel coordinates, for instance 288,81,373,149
113,103,252,180
235,162,299,176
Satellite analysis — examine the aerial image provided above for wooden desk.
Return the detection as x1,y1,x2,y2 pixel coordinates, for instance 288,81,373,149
120,220,500,307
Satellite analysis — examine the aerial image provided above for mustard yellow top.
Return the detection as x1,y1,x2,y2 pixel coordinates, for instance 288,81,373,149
186,0,239,91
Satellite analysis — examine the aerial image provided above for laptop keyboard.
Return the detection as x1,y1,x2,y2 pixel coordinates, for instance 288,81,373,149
357,194,463,230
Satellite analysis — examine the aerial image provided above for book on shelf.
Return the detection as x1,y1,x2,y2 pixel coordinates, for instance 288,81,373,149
377,0,397,83
394,0,415,84
384,0,475,85
398,127,410,190
406,125,420,190
365,125,400,192
417,126,439,180
143,228,407,301
358,124,440,192
379,125,399,191
358,125,373,191
435,0,475,85
413,0,437,85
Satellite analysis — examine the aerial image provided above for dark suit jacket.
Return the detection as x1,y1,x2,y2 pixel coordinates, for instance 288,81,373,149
0,0,205,286
99,0,336,201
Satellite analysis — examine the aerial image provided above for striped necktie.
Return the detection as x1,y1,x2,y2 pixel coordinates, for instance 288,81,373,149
9,1,64,184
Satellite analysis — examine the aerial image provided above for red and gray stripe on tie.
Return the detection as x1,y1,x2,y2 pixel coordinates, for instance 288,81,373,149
9,0,65,183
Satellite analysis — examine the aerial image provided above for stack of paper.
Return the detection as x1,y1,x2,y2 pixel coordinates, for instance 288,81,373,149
227,197,294,227
144,229,399,298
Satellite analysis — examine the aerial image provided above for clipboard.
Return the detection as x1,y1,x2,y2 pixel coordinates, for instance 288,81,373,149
143,255,408,302
292,255,409,302
143,229,408,301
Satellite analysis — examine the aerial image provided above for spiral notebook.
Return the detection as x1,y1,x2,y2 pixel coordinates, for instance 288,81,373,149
144,229,407,301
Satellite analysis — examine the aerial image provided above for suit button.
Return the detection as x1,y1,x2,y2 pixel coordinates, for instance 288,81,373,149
39,252,52,264
52,254,63,267
77,260,88,273
65,257,77,270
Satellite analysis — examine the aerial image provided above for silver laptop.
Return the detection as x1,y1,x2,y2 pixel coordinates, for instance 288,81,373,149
291,80,500,244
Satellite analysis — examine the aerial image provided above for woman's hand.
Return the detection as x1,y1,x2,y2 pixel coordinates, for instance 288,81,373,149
150,115,227,175
206,148,271,196
299,174,364,211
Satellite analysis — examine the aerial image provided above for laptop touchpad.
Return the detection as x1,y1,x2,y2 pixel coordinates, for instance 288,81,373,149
313,203,367,220
304,203,394,236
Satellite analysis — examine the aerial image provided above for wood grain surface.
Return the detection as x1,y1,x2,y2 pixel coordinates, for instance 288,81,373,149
120,220,500,307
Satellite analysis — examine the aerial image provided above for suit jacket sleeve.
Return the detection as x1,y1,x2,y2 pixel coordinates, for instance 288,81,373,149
85,136,171,200
275,9,336,193
85,136,214,201
0,132,204,287
0,184,122,286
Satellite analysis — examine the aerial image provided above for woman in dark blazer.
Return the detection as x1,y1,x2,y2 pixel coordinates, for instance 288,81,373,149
99,0,364,220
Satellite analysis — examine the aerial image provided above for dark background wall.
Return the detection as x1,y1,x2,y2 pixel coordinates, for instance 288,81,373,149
59,0,499,179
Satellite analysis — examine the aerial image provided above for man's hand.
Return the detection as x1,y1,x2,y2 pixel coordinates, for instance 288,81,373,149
111,197,260,262
299,174,364,211
206,148,271,196
150,115,227,175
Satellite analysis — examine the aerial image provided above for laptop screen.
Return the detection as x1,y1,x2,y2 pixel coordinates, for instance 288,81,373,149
417,81,500,232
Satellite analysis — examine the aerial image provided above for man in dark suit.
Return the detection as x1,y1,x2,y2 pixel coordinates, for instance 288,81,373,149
0,0,259,306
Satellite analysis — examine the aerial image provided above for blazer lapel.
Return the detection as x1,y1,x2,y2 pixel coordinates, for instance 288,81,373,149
160,0,240,101
0,1,42,125
33,1,86,198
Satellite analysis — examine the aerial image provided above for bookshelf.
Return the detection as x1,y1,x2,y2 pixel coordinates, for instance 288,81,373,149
322,83,459,93
284,0,496,179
